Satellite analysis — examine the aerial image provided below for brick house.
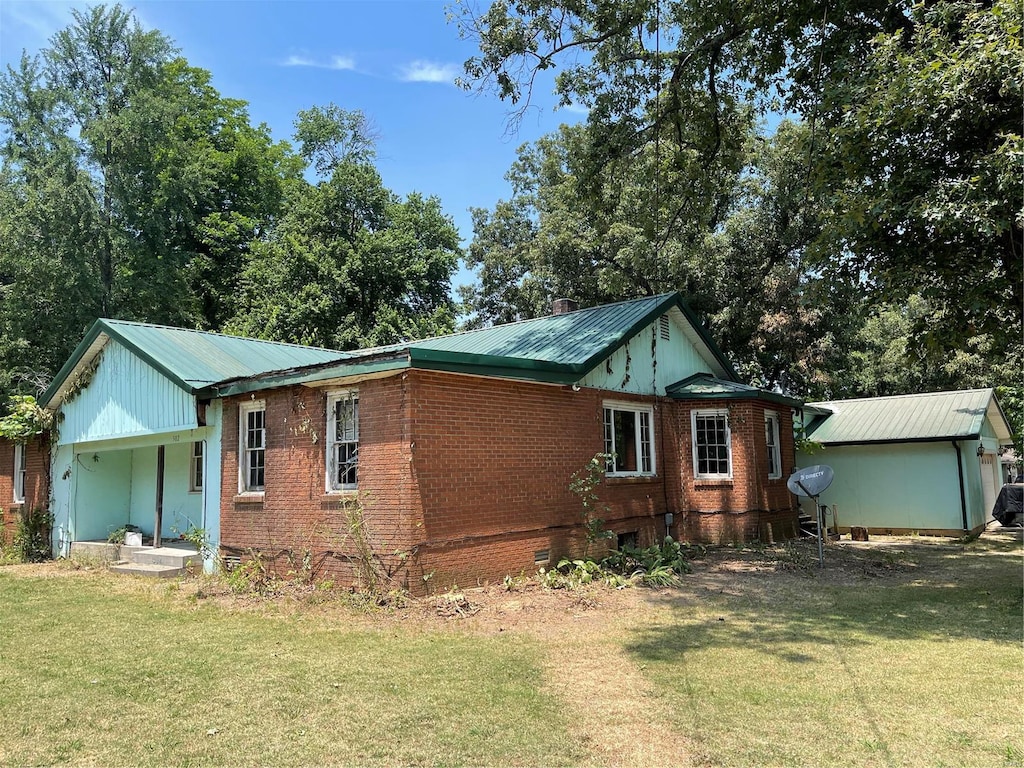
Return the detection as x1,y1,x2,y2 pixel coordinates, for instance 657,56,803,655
0,436,49,548
10,293,800,590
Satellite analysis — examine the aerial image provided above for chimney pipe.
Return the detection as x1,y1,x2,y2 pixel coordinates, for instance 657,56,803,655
552,298,579,315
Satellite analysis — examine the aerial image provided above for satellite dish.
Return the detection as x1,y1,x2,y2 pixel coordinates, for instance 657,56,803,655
787,465,834,497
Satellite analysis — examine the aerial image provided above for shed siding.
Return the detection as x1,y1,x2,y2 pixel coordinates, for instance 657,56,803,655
58,340,196,446
796,442,966,532
578,313,715,396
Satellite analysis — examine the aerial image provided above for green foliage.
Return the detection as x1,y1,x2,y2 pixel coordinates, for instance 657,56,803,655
541,537,698,590
12,507,51,563
568,453,615,559
540,558,631,590
602,536,696,586
107,526,128,545
0,396,50,441
179,525,215,563
457,0,1022,404
225,552,274,595
226,106,461,350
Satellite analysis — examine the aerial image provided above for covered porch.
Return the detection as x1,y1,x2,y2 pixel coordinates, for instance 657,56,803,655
52,423,222,570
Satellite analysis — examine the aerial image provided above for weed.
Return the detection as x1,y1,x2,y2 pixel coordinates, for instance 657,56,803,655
225,551,274,595
569,453,615,559
12,507,51,562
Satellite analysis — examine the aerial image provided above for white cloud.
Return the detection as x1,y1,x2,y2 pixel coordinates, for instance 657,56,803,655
561,103,590,115
399,60,458,84
281,53,356,70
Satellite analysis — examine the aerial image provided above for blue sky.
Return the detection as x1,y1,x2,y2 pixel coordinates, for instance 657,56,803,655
0,0,583,291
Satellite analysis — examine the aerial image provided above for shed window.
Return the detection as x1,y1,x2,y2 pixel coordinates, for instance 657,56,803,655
327,391,359,491
604,402,655,476
240,402,266,492
765,412,782,479
13,443,25,503
692,410,732,479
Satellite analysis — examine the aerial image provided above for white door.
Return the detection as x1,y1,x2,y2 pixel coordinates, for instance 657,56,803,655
980,453,997,525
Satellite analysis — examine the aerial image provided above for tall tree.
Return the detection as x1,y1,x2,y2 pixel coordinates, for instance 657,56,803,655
0,4,295,398
455,0,1022,369
464,119,864,395
227,106,461,349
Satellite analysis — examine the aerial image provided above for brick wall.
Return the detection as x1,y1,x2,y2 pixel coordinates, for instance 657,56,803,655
219,376,418,588
405,371,666,588
0,436,50,548
217,371,799,593
668,399,799,545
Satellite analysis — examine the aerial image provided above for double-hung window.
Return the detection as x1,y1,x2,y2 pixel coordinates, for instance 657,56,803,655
190,441,204,492
327,391,359,491
239,402,266,492
765,412,782,479
692,410,732,479
603,402,655,476
13,443,25,503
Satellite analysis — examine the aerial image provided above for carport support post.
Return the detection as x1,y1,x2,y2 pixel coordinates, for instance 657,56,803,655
154,445,165,548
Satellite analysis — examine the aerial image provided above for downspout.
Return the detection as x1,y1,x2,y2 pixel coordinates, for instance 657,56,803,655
952,441,968,532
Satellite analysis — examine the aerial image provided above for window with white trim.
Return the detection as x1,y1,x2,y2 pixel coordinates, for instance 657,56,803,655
692,410,732,479
190,441,204,492
327,391,359,491
765,412,782,479
603,402,655,476
13,443,26,503
239,401,266,492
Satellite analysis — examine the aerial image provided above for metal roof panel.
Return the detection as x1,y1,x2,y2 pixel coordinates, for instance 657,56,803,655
804,389,1003,444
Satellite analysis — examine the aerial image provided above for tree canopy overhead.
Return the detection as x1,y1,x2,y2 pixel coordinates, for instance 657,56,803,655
0,4,462,400
455,0,1022,352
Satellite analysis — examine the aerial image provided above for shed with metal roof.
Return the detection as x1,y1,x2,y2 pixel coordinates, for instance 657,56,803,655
796,389,1014,536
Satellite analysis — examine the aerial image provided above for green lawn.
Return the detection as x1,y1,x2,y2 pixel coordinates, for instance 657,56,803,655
625,537,1024,767
0,573,581,766
0,535,1021,767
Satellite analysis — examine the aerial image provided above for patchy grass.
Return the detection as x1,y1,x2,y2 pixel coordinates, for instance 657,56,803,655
0,533,1020,767
0,569,581,767
625,535,1024,767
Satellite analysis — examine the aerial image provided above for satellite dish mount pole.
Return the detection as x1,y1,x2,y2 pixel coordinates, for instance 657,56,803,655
797,480,824,568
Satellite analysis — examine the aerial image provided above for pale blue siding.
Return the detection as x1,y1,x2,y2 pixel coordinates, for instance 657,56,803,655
578,310,717,395
797,441,987,532
57,340,196,446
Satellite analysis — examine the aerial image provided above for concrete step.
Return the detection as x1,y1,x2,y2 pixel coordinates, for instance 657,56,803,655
130,546,201,568
110,562,185,578
69,541,121,563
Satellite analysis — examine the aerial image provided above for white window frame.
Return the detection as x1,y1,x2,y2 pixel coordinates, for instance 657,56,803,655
765,411,782,479
326,390,359,492
603,401,656,477
692,409,732,480
13,443,25,503
189,441,204,493
239,400,266,493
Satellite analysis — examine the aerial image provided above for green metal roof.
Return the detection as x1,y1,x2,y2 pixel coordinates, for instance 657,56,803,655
43,319,352,407
45,293,740,403
213,292,739,394
403,293,714,381
666,373,802,407
804,389,1012,445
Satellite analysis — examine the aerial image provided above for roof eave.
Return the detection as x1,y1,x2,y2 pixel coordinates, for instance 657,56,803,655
203,354,411,398
667,389,803,407
43,320,197,410
814,434,982,447
407,347,582,384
